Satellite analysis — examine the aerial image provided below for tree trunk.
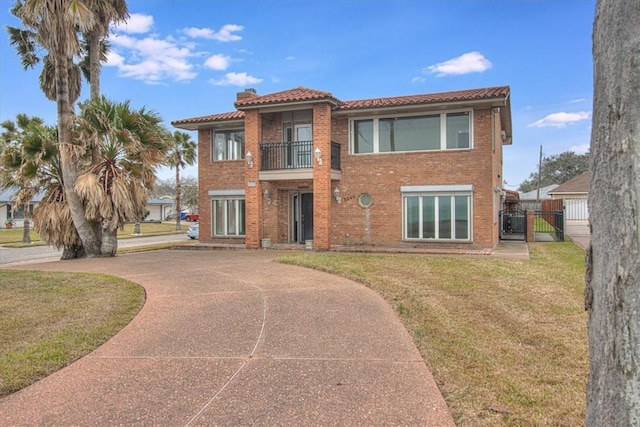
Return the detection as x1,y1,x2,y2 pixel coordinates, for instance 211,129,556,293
100,228,118,257
56,54,101,257
87,31,101,165
175,166,182,232
22,203,31,244
133,219,141,235
586,0,640,425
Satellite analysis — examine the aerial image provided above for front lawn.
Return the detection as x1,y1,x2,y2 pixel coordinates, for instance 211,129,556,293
0,221,185,247
0,270,145,397
279,243,587,426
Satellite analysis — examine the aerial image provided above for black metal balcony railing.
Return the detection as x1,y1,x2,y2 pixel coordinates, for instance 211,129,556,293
260,141,341,171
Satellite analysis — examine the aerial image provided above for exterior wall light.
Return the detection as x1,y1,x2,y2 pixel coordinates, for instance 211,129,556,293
264,188,271,204
314,147,322,165
246,151,253,168
333,187,341,204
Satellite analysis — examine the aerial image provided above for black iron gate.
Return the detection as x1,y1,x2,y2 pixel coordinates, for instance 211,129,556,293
533,210,564,242
499,209,526,241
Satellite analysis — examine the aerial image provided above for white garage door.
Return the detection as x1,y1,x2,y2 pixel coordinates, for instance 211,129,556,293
564,198,589,223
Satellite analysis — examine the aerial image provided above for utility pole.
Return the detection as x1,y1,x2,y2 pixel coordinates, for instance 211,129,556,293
536,145,543,202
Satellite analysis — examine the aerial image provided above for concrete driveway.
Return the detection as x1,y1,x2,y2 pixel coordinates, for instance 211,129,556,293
0,250,453,426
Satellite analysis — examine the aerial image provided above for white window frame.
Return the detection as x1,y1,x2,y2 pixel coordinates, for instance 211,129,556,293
209,190,246,237
401,185,473,242
350,109,473,154
211,129,245,161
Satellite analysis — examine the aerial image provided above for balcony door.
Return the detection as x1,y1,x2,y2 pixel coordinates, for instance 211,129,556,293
284,124,312,168
295,125,312,168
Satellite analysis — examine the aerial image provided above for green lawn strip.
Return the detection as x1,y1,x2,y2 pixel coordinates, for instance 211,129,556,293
0,270,145,397
1,222,186,247
278,242,587,426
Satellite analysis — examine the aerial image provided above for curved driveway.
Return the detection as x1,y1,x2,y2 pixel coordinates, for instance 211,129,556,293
0,250,453,426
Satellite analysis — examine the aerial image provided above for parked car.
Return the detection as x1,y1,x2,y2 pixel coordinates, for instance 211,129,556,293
187,223,199,239
181,212,199,222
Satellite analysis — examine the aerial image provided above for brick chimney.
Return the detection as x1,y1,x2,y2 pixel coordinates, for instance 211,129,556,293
236,88,258,101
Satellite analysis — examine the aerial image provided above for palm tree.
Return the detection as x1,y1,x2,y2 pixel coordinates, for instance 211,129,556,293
1,114,45,244
80,0,129,164
11,0,102,256
166,131,197,232
75,96,168,256
1,117,84,253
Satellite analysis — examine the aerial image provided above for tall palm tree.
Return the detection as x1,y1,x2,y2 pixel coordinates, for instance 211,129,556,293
1,118,83,254
75,96,168,256
1,114,45,244
166,131,197,231
12,0,102,256
80,0,128,164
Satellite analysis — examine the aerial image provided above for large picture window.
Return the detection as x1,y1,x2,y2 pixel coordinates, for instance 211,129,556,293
213,130,244,161
352,111,471,154
212,198,245,237
402,185,472,241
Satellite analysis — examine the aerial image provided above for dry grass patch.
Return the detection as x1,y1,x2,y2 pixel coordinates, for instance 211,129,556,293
0,270,145,397
279,243,587,426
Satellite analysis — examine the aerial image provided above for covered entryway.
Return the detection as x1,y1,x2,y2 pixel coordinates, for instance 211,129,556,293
291,192,313,244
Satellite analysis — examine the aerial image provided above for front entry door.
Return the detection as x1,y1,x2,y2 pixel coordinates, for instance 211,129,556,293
291,192,313,243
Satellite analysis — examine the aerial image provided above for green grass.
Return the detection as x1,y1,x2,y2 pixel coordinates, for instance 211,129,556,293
278,243,587,426
0,221,186,247
0,270,145,397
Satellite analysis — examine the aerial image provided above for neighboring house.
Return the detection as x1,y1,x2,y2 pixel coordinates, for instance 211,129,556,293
146,198,173,221
518,184,559,210
548,171,590,224
172,85,513,250
1,187,172,228
0,188,43,229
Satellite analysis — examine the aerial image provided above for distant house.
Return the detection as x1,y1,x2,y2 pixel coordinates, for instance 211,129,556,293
173,85,513,250
519,184,559,202
0,188,43,229
146,198,174,221
1,187,173,228
549,171,589,224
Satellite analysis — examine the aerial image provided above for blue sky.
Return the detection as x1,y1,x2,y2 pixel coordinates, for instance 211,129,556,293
0,0,595,188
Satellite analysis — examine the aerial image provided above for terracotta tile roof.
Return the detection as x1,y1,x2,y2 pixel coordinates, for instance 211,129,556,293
234,87,340,108
549,171,590,194
173,85,511,128
172,110,244,126
337,86,510,111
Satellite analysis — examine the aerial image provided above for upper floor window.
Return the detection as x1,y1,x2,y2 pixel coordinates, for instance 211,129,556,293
351,111,471,154
213,130,244,161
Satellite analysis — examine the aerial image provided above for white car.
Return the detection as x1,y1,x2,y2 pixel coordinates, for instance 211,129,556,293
187,223,199,239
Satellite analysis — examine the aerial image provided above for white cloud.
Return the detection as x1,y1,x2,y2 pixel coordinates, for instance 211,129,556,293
528,111,591,128
112,13,153,34
106,33,196,83
204,54,232,70
426,51,492,77
569,98,586,104
411,76,426,83
211,72,263,86
286,56,295,61
182,24,244,42
570,143,590,154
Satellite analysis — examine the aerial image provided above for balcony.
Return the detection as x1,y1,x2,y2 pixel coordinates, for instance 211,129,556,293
258,141,342,181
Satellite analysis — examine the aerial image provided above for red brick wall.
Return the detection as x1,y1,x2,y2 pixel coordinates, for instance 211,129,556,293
244,110,262,248
197,128,245,244
329,108,499,249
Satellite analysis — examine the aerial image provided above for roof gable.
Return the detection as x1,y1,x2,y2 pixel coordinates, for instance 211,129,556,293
549,171,590,194
234,87,340,109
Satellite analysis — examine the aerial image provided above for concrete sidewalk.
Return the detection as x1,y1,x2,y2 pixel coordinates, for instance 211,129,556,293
0,250,454,426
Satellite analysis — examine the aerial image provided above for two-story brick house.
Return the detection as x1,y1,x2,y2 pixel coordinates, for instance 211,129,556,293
172,85,512,251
